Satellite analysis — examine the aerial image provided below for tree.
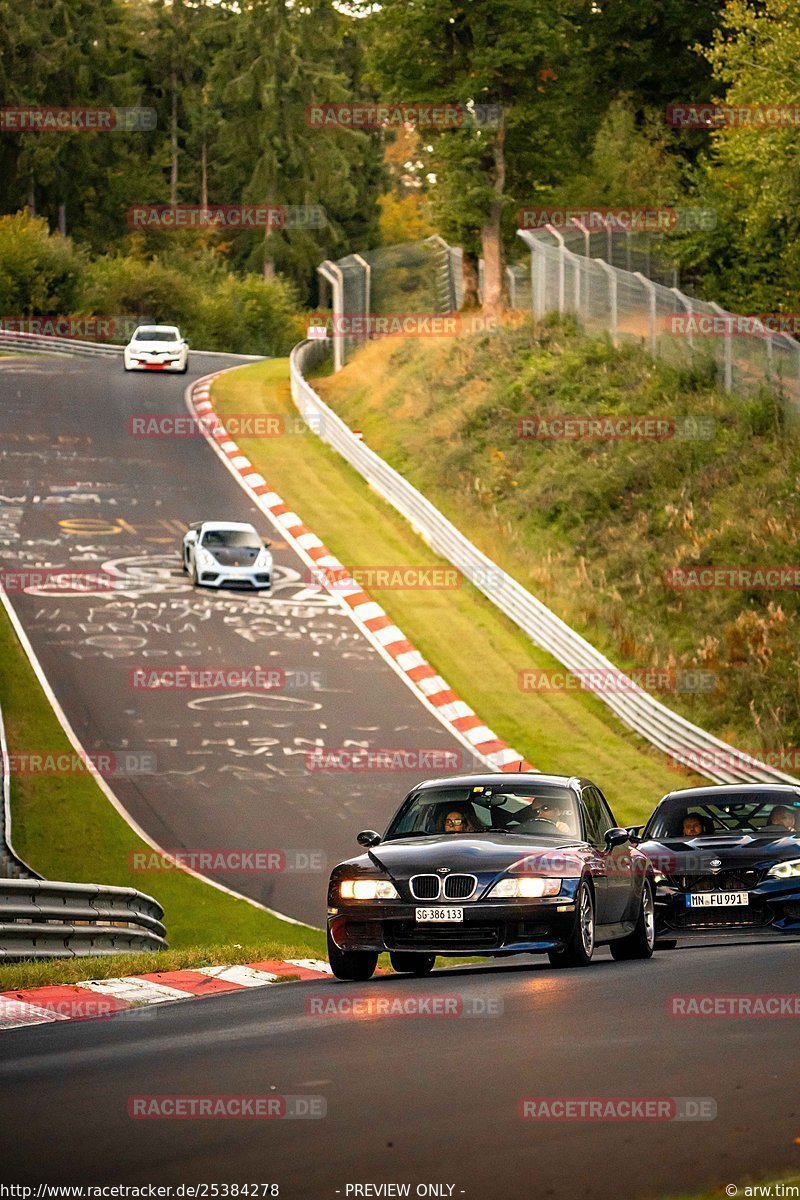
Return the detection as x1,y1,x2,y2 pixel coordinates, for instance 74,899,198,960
673,0,800,310
359,0,574,314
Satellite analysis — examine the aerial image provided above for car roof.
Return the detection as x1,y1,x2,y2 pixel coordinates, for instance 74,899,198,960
134,325,180,334
412,772,585,791
197,521,259,533
659,783,800,803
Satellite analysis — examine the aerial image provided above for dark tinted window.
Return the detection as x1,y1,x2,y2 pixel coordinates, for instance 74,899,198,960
581,786,613,844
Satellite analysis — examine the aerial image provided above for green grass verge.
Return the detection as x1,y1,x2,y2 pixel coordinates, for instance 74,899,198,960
0,942,311,993
212,359,696,826
0,604,326,958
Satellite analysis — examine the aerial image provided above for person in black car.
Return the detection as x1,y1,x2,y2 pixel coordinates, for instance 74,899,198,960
443,808,478,834
682,814,705,837
766,805,796,832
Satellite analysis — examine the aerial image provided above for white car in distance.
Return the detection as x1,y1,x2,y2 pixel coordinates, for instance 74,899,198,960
124,325,189,373
182,521,273,590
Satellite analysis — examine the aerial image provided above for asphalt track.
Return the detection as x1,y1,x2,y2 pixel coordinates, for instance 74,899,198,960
2,941,799,1195
0,352,473,924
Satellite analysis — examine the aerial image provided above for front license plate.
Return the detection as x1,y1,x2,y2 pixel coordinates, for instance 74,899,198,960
415,907,463,922
686,891,749,907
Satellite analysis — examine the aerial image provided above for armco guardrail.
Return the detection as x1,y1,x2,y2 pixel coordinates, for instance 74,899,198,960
290,338,798,787
0,328,122,358
0,699,40,881
0,879,166,960
0,678,165,957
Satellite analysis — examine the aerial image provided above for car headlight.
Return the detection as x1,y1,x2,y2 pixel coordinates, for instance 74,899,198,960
768,859,800,880
196,547,217,566
653,871,667,885
488,876,561,899
339,879,399,900
257,550,273,567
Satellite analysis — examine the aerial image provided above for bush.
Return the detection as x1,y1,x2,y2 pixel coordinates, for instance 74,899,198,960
0,212,85,315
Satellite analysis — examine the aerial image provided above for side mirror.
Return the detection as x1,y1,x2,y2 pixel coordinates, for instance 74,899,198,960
185,530,198,543
627,825,643,844
263,539,272,549
357,830,381,848
605,827,629,850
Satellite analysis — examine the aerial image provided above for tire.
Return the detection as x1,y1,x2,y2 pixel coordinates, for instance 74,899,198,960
610,880,655,961
327,930,378,981
548,880,595,968
181,550,188,574
189,558,199,587
389,952,435,976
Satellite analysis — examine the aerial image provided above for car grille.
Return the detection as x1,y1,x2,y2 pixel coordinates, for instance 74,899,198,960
444,875,477,900
409,875,439,900
669,868,763,891
408,874,477,900
387,923,501,951
672,905,771,929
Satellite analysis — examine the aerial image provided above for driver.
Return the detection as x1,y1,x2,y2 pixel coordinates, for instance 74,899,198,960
531,800,574,835
768,805,796,832
682,814,705,837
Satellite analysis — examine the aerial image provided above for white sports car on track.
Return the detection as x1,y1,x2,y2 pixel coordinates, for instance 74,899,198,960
182,521,273,590
124,325,189,373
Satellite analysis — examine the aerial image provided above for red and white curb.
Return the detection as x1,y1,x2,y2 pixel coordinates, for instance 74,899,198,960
187,372,532,774
0,958,333,1030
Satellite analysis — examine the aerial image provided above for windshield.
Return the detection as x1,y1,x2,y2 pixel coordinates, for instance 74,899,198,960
647,793,800,838
384,782,582,840
135,329,178,342
202,529,261,549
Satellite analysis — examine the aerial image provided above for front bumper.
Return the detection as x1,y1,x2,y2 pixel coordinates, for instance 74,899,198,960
655,877,800,941
328,899,578,957
195,566,272,590
125,355,187,372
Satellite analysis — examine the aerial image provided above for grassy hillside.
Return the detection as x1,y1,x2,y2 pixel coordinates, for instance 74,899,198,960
315,319,799,759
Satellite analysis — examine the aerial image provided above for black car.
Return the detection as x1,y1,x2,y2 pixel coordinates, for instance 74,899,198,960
326,773,655,980
631,783,800,943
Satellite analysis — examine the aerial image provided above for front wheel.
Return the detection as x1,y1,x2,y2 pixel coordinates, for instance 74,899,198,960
327,930,378,981
610,880,655,961
389,952,435,976
548,880,595,968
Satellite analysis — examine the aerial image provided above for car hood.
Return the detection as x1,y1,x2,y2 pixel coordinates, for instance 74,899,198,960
335,834,587,879
204,546,262,566
639,833,800,874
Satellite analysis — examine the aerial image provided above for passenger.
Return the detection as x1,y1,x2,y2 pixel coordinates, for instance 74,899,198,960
443,808,476,834
682,814,704,838
767,805,796,832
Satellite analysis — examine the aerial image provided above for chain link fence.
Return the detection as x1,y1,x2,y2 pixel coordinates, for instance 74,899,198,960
316,235,460,370
517,219,800,412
